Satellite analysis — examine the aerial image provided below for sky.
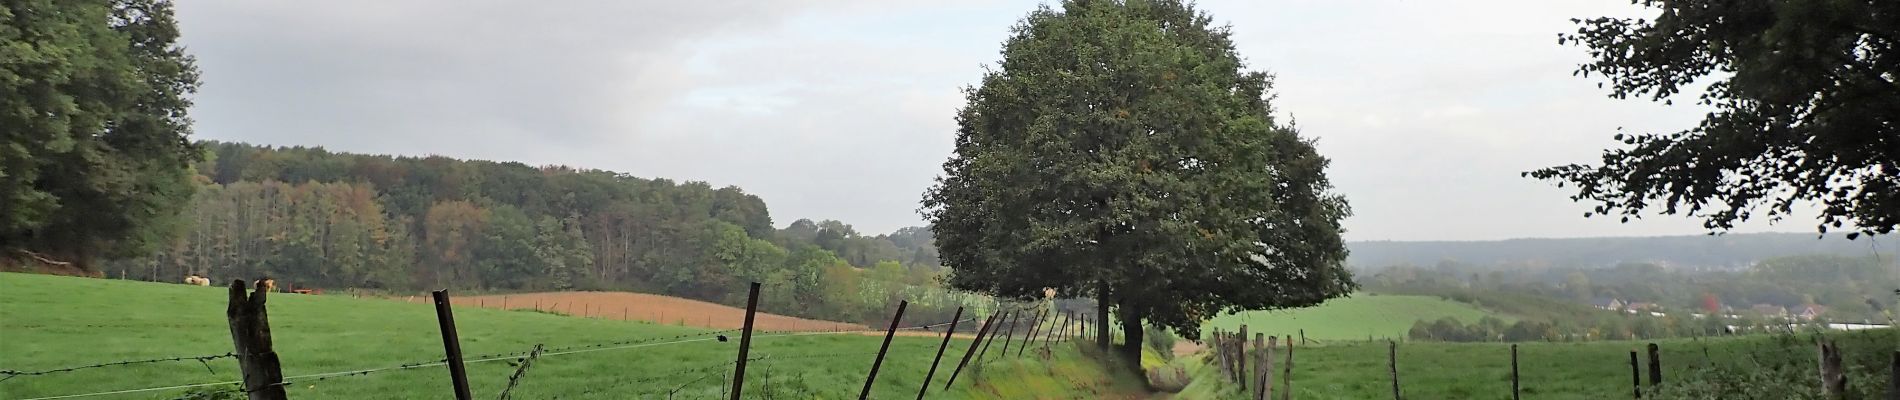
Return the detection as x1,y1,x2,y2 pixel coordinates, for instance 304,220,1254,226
169,0,1813,241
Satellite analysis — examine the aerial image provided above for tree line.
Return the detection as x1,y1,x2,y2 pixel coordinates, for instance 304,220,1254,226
97,142,969,326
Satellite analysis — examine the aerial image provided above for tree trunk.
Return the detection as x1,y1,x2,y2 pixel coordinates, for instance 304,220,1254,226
1096,281,1111,349
1116,306,1145,378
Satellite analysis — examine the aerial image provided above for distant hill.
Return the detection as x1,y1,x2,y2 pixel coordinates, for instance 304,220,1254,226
1346,232,1892,270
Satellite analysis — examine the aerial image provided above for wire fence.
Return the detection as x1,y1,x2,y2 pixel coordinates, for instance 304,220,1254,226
1,281,1080,400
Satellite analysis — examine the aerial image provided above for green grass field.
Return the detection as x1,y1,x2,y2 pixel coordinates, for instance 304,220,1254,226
1199,294,1504,342
1175,329,1899,399
0,273,1144,399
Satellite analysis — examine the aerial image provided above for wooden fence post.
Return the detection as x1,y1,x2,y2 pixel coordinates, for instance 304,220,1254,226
859,301,908,400
1018,309,1046,357
1260,335,1276,400
1237,325,1248,390
945,312,999,389
1822,340,1846,399
1646,343,1662,387
1511,344,1521,400
999,311,1021,358
1389,340,1400,400
226,280,288,400
1215,329,1232,382
1254,333,1267,400
1887,350,1899,400
431,290,474,400
978,310,1010,362
1042,312,1067,350
916,307,965,400
729,282,760,400
1629,350,1642,399
1281,337,1295,400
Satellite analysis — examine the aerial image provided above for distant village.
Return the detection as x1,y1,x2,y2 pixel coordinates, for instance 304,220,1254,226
1587,297,1888,331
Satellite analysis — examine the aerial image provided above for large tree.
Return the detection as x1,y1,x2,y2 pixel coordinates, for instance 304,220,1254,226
1529,0,1898,237
923,0,1354,369
1,0,201,270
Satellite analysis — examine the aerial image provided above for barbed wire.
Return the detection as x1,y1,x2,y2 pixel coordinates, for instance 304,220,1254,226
0,352,238,382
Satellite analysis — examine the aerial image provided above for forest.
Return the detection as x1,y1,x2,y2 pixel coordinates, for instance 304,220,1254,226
97,142,965,325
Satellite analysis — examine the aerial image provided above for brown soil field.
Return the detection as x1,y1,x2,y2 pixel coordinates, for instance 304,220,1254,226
412,291,869,332
389,291,1007,339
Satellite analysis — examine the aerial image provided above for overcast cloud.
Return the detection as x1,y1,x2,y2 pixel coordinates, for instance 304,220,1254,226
172,0,1809,241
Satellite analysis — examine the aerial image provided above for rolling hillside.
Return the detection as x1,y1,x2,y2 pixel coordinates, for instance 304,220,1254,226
1199,294,1505,342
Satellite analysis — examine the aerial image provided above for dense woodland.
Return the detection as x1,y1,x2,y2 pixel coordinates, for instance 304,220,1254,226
99,142,966,325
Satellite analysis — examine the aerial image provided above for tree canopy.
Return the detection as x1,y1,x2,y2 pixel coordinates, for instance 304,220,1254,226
923,0,1354,365
1,0,201,268
1529,0,1899,237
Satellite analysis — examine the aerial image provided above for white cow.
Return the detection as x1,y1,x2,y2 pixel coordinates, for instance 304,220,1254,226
184,275,210,286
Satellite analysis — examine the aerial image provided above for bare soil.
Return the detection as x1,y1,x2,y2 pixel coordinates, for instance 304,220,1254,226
430,291,869,332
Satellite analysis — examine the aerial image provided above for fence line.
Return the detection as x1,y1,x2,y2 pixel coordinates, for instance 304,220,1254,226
0,352,239,382
9,280,1028,400
13,315,982,400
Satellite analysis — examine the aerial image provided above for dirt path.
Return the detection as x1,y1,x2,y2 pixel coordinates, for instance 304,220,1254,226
1171,340,1204,357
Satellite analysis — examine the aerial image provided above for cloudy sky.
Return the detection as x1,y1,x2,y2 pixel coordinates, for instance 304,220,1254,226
170,0,1808,241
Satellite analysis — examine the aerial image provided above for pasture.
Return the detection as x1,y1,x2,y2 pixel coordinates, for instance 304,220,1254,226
0,273,1144,399
1199,294,1503,341
1175,329,1898,399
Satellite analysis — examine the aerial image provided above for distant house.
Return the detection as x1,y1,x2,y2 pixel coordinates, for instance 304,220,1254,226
1625,302,1657,313
1798,305,1828,321
1590,298,1623,310
1751,304,1788,318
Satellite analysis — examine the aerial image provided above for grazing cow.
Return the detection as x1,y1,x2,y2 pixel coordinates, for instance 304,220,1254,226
184,275,210,286
259,277,276,292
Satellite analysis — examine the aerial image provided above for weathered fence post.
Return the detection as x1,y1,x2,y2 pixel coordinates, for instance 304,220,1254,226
1389,340,1400,400
1629,350,1642,399
729,282,760,400
945,312,999,389
1056,310,1071,345
1254,333,1267,400
431,290,474,400
978,310,1009,362
1887,350,1899,400
1042,311,1067,350
1018,309,1046,357
999,310,1021,358
226,280,288,400
1281,336,1295,400
1215,329,1232,382
1300,329,1306,346
1646,343,1662,387
859,300,908,400
916,307,965,400
1260,335,1277,400
1821,340,1846,399
1236,325,1249,390
1511,344,1521,400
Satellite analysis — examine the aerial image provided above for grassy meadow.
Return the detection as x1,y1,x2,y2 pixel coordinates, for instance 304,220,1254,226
1174,329,1899,399
1199,294,1503,342
0,273,1144,399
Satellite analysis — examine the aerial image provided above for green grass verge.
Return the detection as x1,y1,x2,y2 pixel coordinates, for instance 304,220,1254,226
0,273,1145,399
